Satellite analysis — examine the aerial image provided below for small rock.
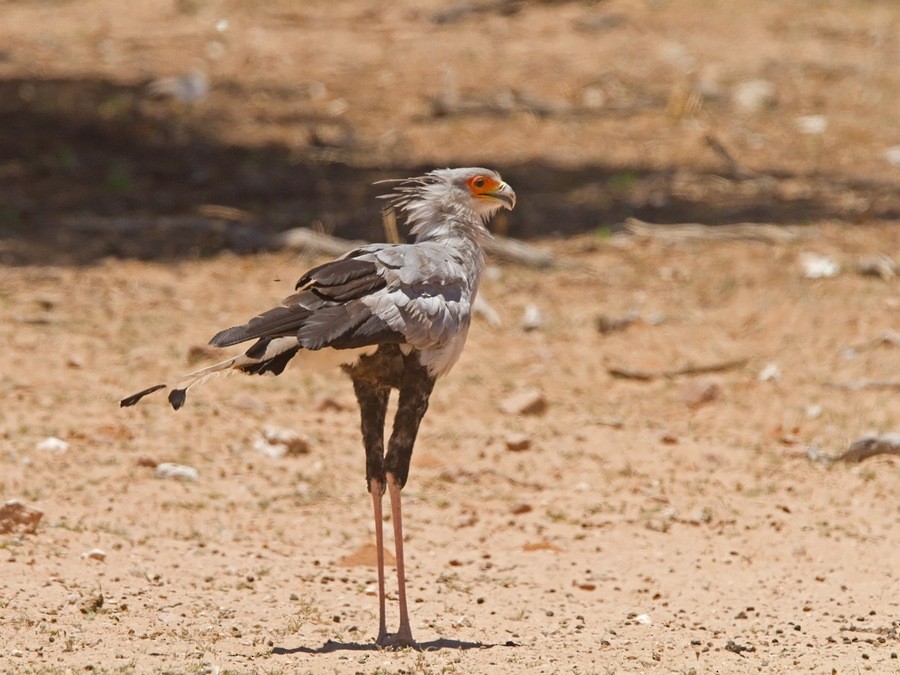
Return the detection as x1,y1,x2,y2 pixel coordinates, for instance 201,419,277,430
0,500,43,535
881,330,900,346
732,79,775,113
856,255,896,280
884,145,900,167
521,303,543,331
678,379,720,407
35,437,69,453
254,426,311,458
660,432,679,444
635,613,652,625
795,114,828,135
84,549,107,562
135,456,158,468
504,433,532,452
804,404,823,419
800,253,840,279
596,312,640,334
511,503,533,515
155,463,199,482
758,362,781,382
147,70,209,104
500,389,547,416
66,354,85,368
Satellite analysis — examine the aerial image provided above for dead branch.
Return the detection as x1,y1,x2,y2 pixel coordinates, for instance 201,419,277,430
825,380,900,392
431,0,523,24
484,235,555,268
836,433,900,463
607,357,748,381
381,208,401,244
276,226,554,268
428,91,660,119
607,366,655,381
666,358,749,377
704,133,760,180
271,227,366,257
625,218,805,244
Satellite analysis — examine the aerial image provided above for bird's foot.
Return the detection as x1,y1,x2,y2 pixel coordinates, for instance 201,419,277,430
376,626,417,650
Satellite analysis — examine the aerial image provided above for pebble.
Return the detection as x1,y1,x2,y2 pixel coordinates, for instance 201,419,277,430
500,389,547,416
678,379,720,407
254,426,311,458
521,303,543,331
84,549,107,562
504,433,532,452
155,463,199,482
758,362,781,382
856,255,897,280
147,70,209,104
35,437,69,453
800,253,840,279
732,79,775,113
884,145,900,167
635,613,652,624
0,499,44,535
795,114,828,135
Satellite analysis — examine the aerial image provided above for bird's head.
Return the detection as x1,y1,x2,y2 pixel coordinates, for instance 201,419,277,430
379,167,516,238
440,167,516,218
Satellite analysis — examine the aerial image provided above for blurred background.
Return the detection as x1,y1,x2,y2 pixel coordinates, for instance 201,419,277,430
1,0,897,263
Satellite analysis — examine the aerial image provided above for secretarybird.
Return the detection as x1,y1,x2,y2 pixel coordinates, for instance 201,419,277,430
121,167,515,647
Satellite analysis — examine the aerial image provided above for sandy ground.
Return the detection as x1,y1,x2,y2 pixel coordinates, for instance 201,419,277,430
2,225,898,673
1,1,899,673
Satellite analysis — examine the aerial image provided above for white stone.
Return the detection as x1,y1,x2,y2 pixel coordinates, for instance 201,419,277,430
795,115,828,135
521,303,543,331
800,253,840,279
155,463,199,482
732,80,775,113
883,145,900,166
36,437,69,453
758,362,781,382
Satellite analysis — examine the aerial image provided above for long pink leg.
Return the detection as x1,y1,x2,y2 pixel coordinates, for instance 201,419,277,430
370,478,388,643
386,473,415,647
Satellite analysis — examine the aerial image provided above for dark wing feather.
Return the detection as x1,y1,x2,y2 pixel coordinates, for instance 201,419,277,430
211,252,394,351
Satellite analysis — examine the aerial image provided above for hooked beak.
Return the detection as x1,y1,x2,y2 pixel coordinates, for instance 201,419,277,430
486,182,516,210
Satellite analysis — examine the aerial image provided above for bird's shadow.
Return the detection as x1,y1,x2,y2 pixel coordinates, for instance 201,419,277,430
274,636,517,655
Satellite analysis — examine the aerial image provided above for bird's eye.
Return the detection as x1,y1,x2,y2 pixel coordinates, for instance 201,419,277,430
472,177,486,189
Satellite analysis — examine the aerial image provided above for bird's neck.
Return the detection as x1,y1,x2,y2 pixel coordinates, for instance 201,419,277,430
407,201,492,247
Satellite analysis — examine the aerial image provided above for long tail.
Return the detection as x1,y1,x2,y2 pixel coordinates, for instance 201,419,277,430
120,337,301,410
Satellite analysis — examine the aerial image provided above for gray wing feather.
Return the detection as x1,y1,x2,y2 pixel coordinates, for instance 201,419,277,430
210,242,472,354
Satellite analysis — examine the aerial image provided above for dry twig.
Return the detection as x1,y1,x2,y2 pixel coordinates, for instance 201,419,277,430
625,218,804,244
825,380,900,392
836,433,900,463
607,358,748,381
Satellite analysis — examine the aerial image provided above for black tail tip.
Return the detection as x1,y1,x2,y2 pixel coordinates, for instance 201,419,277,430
168,389,187,410
120,384,166,407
